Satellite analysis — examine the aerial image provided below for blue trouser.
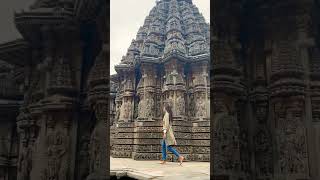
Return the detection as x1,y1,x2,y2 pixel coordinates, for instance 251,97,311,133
161,139,180,160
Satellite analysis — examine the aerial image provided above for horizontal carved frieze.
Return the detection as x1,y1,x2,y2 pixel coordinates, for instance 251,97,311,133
193,146,210,154
192,154,210,161
191,140,210,146
111,145,133,151
192,127,210,133
192,133,210,139
112,139,134,145
134,127,162,132
111,151,132,158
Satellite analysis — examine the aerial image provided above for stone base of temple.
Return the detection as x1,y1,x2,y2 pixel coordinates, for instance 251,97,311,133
111,119,210,162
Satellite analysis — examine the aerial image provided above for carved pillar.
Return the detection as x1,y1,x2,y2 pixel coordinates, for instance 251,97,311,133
118,70,134,122
16,111,33,180
191,62,209,121
87,45,108,180
137,64,157,121
212,36,246,179
269,39,310,179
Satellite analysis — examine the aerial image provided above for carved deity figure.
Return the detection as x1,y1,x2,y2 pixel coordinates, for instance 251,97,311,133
115,102,121,121
78,135,90,180
47,130,69,180
145,95,155,118
176,94,185,116
124,79,133,90
276,100,308,175
213,100,241,173
138,97,145,118
255,127,272,176
189,94,195,117
88,126,102,174
17,143,32,180
196,95,206,118
254,105,272,177
120,99,132,120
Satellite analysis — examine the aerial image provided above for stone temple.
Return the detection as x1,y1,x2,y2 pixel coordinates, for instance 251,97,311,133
110,0,210,161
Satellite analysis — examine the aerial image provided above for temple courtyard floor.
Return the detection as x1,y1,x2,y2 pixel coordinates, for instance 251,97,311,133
110,157,210,180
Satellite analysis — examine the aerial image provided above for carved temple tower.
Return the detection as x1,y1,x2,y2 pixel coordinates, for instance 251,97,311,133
110,0,210,161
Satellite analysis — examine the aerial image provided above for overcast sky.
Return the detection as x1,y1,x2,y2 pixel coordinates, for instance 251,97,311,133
0,0,209,75
110,0,210,75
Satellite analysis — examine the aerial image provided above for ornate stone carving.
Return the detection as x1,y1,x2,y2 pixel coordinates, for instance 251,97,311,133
176,93,185,116
275,99,309,175
17,143,32,180
254,104,273,178
119,98,132,121
47,130,69,180
195,94,206,118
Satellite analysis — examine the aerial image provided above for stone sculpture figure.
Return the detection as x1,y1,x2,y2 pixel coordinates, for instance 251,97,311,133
88,127,102,174
145,95,155,118
47,130,69,180
120,99,132,120
213,101,241,173
176,94,185,116
17,143,32,180
196,95,206,118
125,79,133,90
189,94,195,117
138,97,144,118
277,100,308,175
119,101,125,120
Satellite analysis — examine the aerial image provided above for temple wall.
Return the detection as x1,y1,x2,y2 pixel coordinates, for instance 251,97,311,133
111,58,210,161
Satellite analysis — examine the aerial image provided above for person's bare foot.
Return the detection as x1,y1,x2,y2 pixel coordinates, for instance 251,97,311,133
160,160,166,164
178,156,184,165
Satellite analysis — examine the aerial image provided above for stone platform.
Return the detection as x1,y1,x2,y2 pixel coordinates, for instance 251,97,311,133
110,157,210,180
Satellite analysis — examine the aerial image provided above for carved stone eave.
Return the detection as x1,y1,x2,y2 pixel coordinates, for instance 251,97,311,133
249,87,268,103
138,57,161,64
162,85,186,93
137,86,156,93
270,68,304,81
162,50,189,63
212,79,246,99
14,10,74,43
269,79,306,98
0,39,30,67
40,95,77,111
189,53,210,63
115,64,134,74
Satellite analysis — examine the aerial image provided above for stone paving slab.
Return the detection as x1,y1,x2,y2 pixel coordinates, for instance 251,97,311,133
110,157,210,180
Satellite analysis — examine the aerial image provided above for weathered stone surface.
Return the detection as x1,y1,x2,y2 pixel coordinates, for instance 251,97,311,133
213,0,320,179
